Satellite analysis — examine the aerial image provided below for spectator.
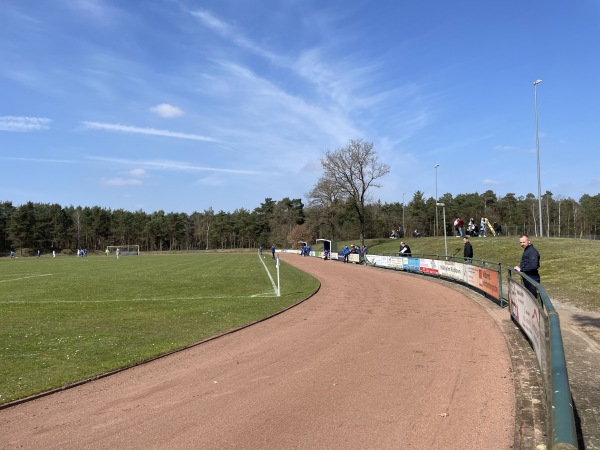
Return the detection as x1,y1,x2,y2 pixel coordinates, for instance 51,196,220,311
467,218,477,237
514,234,541,297
493,222,502,236
343,245,350,263
399,241,412,257
479,218,487,237
463,236,473,263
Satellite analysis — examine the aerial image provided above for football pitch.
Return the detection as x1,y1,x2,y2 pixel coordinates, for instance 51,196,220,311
0,252,319,405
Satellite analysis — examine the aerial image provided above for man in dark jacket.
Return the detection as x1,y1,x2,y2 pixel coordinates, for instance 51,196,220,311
399,241,411,257
463,236,473,263
514,234,541,297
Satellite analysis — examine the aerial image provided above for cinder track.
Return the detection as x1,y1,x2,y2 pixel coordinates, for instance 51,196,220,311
0,255,514,449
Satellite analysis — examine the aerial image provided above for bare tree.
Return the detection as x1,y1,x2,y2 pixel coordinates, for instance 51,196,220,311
317,139,390,246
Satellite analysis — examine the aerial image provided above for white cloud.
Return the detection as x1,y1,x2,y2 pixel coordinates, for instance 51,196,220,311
482,179,500,185
0,116,51,132
129,168,149,177
150,103,184,118
82,121,217,142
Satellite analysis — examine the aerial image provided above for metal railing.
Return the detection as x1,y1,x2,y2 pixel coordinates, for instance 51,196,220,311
380,252,504,307
507,268,578,450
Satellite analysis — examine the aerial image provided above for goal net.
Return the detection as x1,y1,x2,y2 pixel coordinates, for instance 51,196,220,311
106,245,140,256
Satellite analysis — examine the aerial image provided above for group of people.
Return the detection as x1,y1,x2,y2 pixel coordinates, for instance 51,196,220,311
258,244,277,259
342,244,365,263
389,227,404,239
457,217,502,238
300,244,311,256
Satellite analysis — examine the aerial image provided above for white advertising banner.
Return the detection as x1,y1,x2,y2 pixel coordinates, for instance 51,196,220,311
366,254,390,268
509,280,547,377
438,260,467,282
388,256,405,270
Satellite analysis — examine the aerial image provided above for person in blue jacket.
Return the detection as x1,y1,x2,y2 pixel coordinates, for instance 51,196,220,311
343,245,350,263
514,234,540,297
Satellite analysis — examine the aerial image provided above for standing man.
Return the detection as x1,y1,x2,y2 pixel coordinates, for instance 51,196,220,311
116,248,120,259
463,236,473,263
514,234,541,297
271,244,276,259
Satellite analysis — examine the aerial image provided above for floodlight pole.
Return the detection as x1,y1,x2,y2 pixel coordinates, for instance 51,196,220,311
534,79,543,237
434,164,439,237
437,202,448,259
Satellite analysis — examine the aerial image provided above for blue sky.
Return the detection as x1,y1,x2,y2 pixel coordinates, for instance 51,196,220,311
2,0,599,214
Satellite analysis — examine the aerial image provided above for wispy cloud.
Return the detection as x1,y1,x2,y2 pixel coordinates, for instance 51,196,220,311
190,9,278,62
0,156,75,164
0,116,51,132
88,156,264,175
82,121,217,142
150,103,184,118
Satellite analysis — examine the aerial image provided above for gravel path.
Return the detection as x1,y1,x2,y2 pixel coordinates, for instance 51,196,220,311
0,255,515,449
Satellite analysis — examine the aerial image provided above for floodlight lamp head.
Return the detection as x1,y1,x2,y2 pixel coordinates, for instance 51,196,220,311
436,202,445,207
434,164,439,168
534,79,542,85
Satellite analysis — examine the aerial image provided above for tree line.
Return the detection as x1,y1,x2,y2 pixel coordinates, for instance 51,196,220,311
2,140,599,255
1,190,599,256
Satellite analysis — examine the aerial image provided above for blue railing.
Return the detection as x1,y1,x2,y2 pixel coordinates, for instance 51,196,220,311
507,268,578,450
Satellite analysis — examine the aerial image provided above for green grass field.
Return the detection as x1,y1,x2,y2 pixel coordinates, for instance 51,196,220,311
337,235,600,312
0,253,319,405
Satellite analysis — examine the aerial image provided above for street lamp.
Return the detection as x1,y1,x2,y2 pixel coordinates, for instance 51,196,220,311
534,79,543,237
434,164,439,237
436,202,448,259
402,192,406,236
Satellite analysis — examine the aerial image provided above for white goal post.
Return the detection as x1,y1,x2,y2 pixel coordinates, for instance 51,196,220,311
106,245,140,256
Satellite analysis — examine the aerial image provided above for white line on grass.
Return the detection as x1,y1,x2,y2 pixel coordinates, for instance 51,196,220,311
0,294,278,304
0,274,53,283
258,253,278,295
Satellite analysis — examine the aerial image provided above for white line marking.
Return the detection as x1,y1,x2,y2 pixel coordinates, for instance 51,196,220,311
0,294,278,304
0,274,53,283
258,253,278,295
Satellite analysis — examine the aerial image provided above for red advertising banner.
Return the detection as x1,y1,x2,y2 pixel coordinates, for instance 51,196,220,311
466,266,500,300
